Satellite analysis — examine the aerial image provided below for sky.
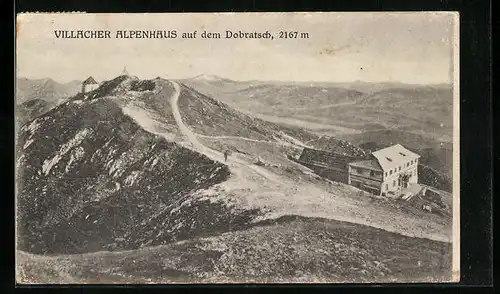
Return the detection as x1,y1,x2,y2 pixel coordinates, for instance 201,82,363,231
16,12,458,84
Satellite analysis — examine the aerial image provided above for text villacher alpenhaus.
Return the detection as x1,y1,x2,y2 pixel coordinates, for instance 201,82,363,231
54,30,278,39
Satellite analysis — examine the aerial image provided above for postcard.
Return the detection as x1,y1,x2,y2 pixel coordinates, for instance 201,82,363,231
15,12,460,284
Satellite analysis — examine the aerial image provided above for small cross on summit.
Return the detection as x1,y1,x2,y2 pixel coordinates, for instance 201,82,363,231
121,66,129,76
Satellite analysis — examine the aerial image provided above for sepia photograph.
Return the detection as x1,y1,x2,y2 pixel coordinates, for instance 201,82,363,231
15,12,459,284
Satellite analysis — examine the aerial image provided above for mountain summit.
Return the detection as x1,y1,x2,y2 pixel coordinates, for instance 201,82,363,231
190,74,231,82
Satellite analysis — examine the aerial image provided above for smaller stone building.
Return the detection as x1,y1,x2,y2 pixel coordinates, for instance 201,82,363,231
81,76,99,93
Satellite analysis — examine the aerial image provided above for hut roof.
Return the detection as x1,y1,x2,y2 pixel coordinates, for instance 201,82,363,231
82,76,98,85
371,144,420,172
348,159,382,171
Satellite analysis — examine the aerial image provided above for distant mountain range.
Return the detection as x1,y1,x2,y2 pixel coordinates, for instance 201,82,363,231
188,74,234,83
329,80,452,94
16,78,81,104
182,75,453,136
16,78,82,125
183,74,452,92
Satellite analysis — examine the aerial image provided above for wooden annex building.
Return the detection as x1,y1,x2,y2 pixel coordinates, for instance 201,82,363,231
296,148,367,184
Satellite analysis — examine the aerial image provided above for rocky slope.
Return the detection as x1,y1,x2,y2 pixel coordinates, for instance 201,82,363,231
16,76,261,255
16,99,55,126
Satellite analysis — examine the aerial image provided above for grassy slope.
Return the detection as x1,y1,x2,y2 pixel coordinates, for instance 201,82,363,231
16,216,452,284
177,83,319,143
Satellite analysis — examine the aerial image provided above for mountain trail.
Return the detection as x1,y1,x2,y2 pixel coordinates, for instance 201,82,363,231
168,81,281,185
195,134,269,143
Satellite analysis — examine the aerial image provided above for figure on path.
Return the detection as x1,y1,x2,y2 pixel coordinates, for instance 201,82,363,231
224,149,232,162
